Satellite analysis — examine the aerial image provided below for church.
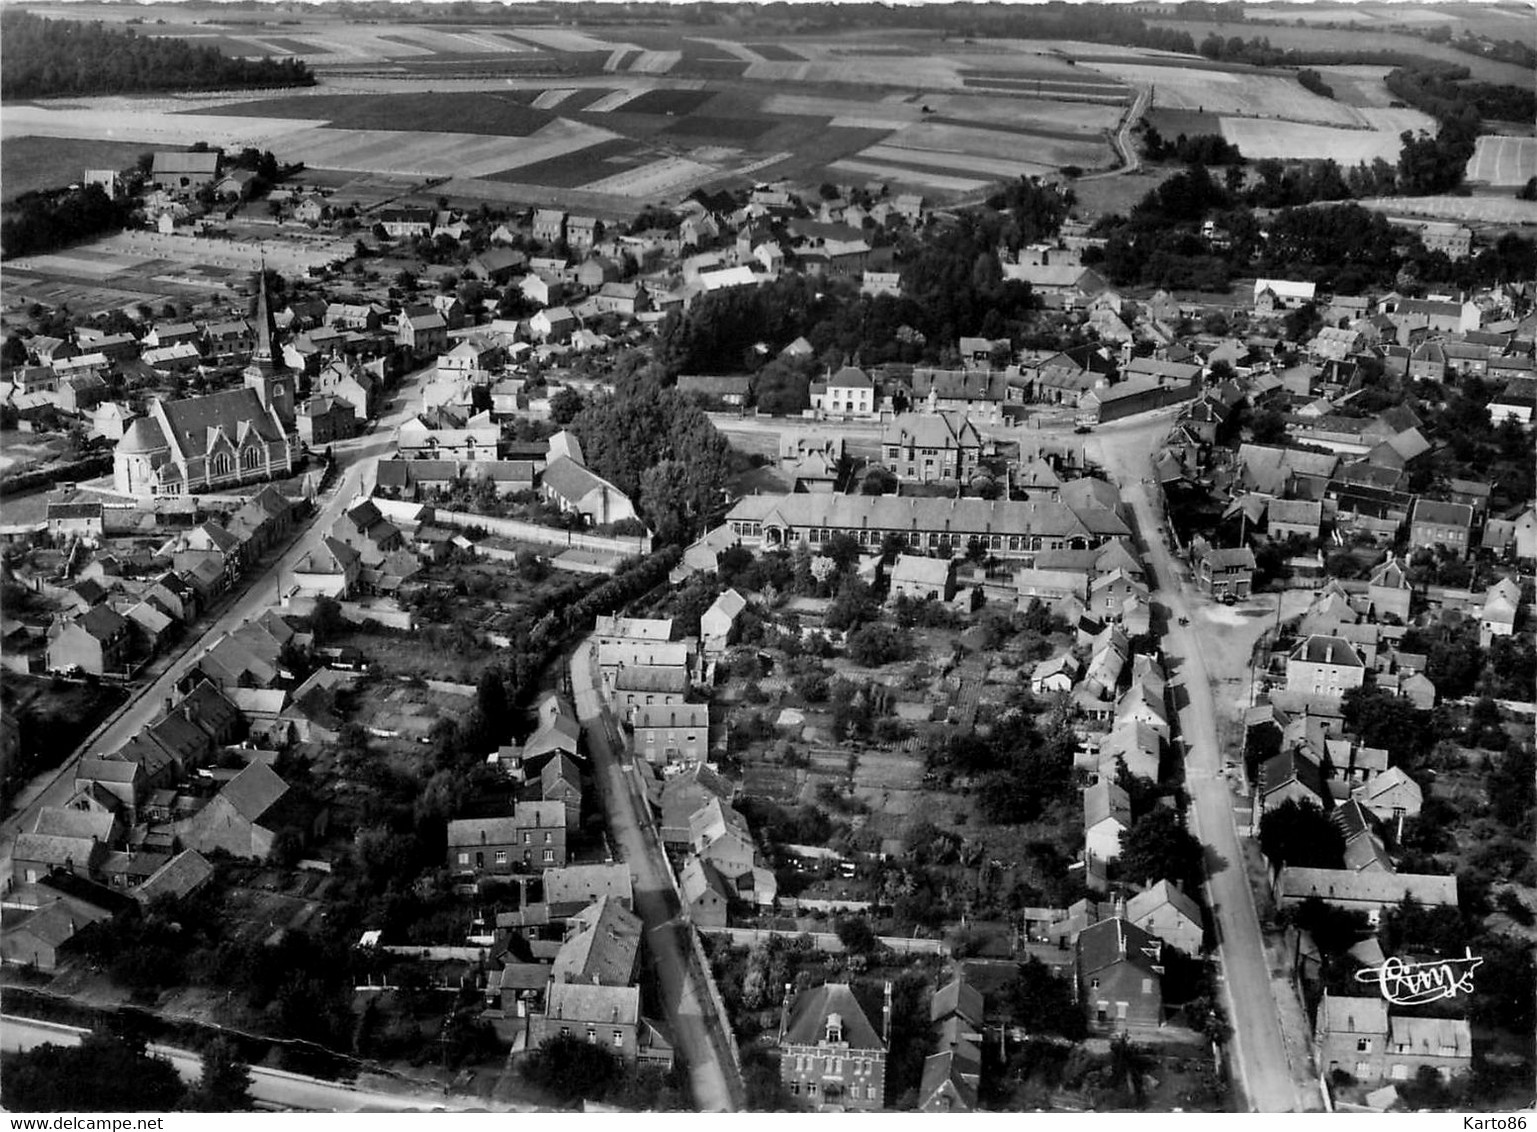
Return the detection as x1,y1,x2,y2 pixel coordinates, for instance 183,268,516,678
114,273,301,497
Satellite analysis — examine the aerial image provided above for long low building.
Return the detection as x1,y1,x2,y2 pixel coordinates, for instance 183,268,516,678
719,492,1130,560
1274,866,1457,925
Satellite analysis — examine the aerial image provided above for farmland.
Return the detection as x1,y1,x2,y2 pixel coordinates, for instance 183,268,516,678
0,137,164,205
1466,135,1537,187
1218,111,1434,164
1357,193,1537,226
1084,61,1366,126
1147,17,1536,87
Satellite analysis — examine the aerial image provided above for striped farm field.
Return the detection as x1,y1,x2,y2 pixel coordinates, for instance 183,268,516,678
1356,195,1537,225
1088,62,1365,126
1466,136,1537,188
580,155,718,197
827,159,990,194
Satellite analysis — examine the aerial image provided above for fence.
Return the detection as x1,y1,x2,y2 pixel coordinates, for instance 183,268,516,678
372,498,652,557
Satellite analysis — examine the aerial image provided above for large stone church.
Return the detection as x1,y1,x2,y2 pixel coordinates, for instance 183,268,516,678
114,273,300,497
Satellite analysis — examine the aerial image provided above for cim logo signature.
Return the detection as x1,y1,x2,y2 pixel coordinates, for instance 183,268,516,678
1355,949,1484,1006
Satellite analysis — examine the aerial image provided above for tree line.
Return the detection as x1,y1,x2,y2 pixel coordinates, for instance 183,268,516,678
0,11,314,99
1,183,134,261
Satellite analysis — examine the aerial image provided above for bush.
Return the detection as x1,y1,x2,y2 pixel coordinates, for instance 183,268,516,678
846,622,913,667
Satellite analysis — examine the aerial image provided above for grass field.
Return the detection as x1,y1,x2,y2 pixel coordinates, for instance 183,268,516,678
1466,135,1537,187
1310,64,1400,108
1218,116,1411,162
1,136,164,203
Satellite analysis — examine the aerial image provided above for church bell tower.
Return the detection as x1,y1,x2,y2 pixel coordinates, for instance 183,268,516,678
243,262,296,428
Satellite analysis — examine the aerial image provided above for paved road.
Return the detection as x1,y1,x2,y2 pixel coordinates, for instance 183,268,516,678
0,1014,496,1112
1,363,435,886
568,641,739,1112
1090,431,1302,1113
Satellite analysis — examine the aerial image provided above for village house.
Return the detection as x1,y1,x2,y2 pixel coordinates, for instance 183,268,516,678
778,982,889,1110
1315,994,1471,1085
1075,917,1164,1032
880,412,983,484
631,704,710,766
887,555,956,605
809,365,877,419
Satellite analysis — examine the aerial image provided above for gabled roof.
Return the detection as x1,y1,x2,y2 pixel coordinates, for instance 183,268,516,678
1083,779,1130,829
1126,879,1201,927
1076,917,1163,977
542,863,633,909
219,761,289,823
1317,993,1387,1037
782,982,885,1050
552,896,642,986
544,981,639,1026
930,974,984,1027
133,849,214,905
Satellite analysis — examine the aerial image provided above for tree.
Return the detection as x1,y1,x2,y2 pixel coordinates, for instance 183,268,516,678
1105,1033,1155,1106
834,915,878,955
549,386,584,425
184,1038,253,1111
476,668,509,741
308,595,345,644
1341,686,1431,769
4,1029,186,1111
522,1033,622,1102
1117,808,1204,890
1259,798,1345,869
846,623,913,667
1007,957,1086,1040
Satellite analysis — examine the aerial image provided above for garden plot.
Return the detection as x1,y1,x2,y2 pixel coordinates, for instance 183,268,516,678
920,92,1122,132
1466,136,1537,187
858,145,1054,181
626,50,682,75
532,88,578,109
828,159,990,195
580,88,652,113
1217,117,1415,164
580,154,719,197
879,119,1109,168
503,27,618,53
1088,62,1366,126
744,56,971,89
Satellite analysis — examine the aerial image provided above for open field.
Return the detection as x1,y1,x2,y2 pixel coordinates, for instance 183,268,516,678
1466,135,1537,187
1357,193,1537,225
1086,61,1365,125
186,90,560,136
1,137,166,204
1218,106,1434,163
1146,108,1224,136
1309,64,1401,108
1148,18,1536,87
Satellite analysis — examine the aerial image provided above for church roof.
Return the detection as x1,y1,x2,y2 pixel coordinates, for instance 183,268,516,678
157,388,287,460
119,416,168,454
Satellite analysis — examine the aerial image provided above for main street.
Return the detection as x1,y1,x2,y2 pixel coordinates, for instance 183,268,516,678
568,641,739,1112
1,362,435,885
1089,427,1307,1113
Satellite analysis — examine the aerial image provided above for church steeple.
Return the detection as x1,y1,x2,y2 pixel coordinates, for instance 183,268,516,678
244,259,295,428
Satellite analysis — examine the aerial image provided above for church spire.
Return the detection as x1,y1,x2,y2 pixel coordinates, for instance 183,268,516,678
252,257,280,365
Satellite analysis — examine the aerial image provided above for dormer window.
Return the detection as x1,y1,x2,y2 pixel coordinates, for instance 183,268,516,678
824,1012,843,1044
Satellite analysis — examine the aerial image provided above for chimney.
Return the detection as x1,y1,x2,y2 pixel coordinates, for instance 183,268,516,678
778,983,793,1041
882,980,893,1045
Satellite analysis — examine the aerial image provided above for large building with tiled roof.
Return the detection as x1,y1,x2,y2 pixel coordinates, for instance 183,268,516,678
114,271,299,496
778,981,888,1110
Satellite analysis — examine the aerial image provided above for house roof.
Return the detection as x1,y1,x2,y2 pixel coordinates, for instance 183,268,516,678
782,982,885,1050
1317,993,1387,1037
552,896,642,986
132,849,214,905
542,863,633,908
1126,879,1201,928
1083,779,1130,829
1411,499,1473,528
219,761,289,823
1077,917,1163,977
930,974,984,1026
1291,635,1364,668
632,703,709,731
1389,1015,1471,1058
728,492,1127,542
891,554,954,587
1277,866,1455,906
679,854,733,905
544,982,640,1026
33,806,115,843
